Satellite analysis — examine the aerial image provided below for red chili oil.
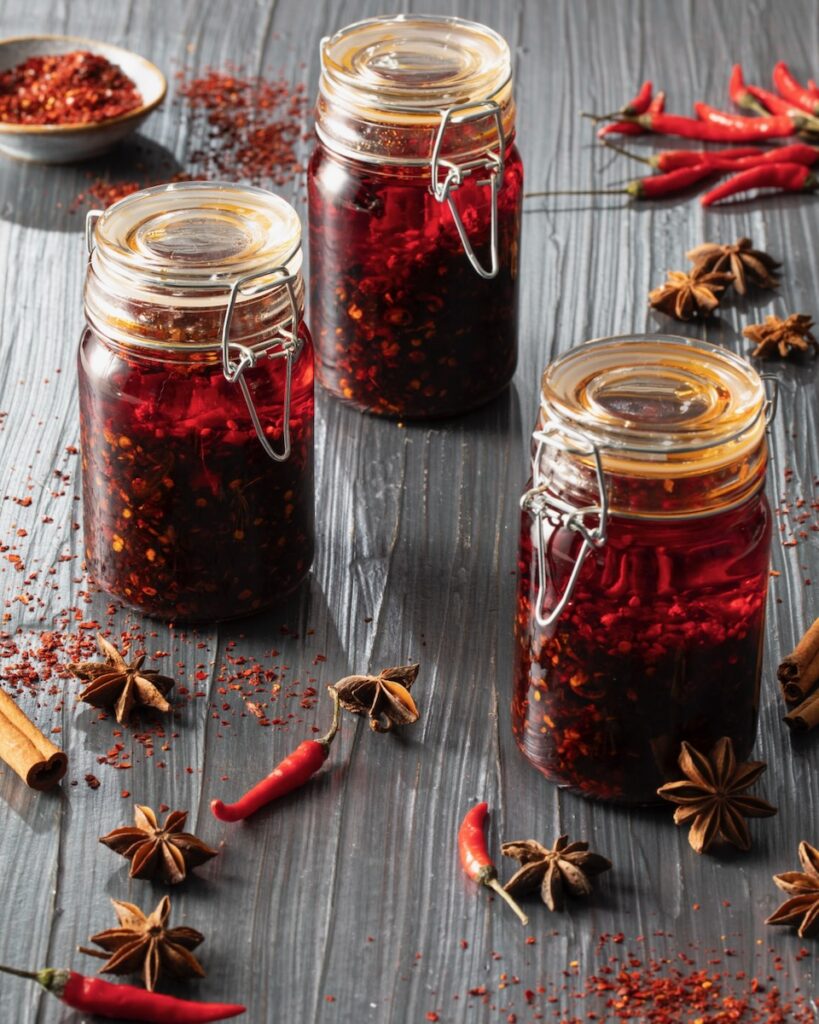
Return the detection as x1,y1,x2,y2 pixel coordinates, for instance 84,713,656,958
308,15,523,418
512,336,772,803
79,182,314,622
0,50,142,125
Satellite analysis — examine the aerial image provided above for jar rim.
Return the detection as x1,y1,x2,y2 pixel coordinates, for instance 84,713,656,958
90,180,302,291
539,334,768,472
319,14,511,120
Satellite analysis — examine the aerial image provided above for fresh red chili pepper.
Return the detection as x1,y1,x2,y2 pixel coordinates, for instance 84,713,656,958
598,85,662,138
458,802,528,925
600,139,765,171
728,64,769,116
744,82,812,119
693,100,803,138
0,964,245,1022
526,163,717,201
701,161,817,206
211,688,340,822
772,61,819,116
635,110,796,142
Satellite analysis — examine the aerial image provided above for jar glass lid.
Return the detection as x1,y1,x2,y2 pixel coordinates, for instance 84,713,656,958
320,14,511,116
91,181,302,289
540,335,767,474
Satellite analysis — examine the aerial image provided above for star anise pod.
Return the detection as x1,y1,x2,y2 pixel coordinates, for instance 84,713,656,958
657,736,777,854
687,238,780,295
332,663,420,732
648,266,733,321
100,805,218,884
82,895,205,991
766,840,819,937
501,835,612,912
743,313,818,359
69,633,174,725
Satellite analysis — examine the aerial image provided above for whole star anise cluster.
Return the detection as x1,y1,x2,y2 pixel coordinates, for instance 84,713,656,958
502,835,612,911
649,236,779,321
743,312,818,359
100,805,218,884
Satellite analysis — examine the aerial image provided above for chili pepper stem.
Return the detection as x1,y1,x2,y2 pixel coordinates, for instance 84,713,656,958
599,138,653,165
0,964,40,980
320,686,341,748
486,878,529,926
525,189,628,197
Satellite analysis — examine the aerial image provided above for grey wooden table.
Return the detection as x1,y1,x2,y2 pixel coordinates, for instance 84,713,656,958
1,0,818,1021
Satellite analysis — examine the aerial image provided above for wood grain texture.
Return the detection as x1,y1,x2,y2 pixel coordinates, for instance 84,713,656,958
0,0,817,1021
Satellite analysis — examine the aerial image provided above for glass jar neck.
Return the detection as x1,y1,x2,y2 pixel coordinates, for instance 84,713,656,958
316,14,515,165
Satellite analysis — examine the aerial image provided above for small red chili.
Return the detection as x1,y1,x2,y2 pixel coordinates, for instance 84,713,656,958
634,109,796,142
701,161,817,206
598,84,662,138
745,82,814,119
0,964,245,1022
526,163,717,201
600,139,765,171
772,61,819,116
728,64,769,116
211,688,340,822
693,101,803,138
458,802,528,926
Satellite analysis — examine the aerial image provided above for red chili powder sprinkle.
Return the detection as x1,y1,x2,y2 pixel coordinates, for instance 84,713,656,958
0,50,143,125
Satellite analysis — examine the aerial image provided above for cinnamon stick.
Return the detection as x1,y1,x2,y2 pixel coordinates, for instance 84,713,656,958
784,688,819,732
0,687,67,790
777,617,819,704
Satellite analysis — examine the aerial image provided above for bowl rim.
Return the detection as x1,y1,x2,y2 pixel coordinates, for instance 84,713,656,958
0,34,167,135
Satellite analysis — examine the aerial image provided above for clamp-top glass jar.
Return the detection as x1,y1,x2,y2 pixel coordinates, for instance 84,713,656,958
513,336,775,804
308,14,523,418
79,181,314,622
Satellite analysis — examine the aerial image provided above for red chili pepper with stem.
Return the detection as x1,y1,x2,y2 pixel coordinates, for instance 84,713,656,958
459,802,528,925
693,101,808,137
600,138,766,171
598,85,662,138
603,138,819,171
526,163,717,200
729,64,769,116
211,688,340,822
745,82,818,120
701,161,818,206
0,964,245,1022
625,110,796,142
772,61,819,116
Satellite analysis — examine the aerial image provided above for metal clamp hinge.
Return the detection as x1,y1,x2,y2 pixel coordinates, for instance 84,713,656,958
429,100,505,280
520,431,609,628
85,210,103,254
760,373,779,429
221,257,304,463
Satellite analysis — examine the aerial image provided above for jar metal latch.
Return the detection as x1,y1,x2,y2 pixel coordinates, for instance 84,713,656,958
220,259,304,464
429,99,504,280
520,427,610,628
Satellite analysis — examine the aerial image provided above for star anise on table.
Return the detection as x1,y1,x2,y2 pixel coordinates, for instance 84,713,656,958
81,895,205,991
766,840,819,937
743,313,818,359
687,237,780,295
68,633,175,725
501,835,612,912
100,805,218,884
657,736,777,854
648,266,734,321
332,663,420,732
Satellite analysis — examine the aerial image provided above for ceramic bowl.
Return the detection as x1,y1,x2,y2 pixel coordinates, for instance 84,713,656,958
0,35,166,164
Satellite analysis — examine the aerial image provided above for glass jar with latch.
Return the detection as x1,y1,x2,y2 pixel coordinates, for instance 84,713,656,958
308,14,523,418
79,181,314,622
513,335,776,803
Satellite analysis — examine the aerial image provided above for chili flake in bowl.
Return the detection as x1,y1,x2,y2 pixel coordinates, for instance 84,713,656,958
0,35,165,163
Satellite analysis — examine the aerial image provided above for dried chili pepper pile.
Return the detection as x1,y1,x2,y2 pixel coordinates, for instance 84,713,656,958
0,51,142,125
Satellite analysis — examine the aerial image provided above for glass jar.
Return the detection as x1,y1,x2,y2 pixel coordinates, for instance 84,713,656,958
513,336,774,804
308,14,523,418
79,181,314,622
